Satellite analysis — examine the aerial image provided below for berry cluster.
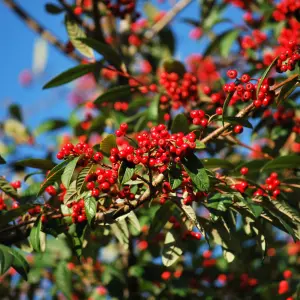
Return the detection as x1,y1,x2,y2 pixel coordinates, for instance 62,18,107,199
68,199,87,223
273,106,295,124
159,72,199,109
28,206,41,216
84,168,118,198
111,124,197,172
225,70,276,108
276,41,300,73
190,110,208,127
46,185,57,196
273,0,300,22
103,0,140,20
118,186,135,201
183,230,202,240
253,172,281,199
115,123,128,137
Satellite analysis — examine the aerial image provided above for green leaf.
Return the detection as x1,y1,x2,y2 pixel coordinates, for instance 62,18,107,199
261,155,300,171
76,164,93,193
35,119,67,135
0,244,13,275
0,155,6,164
234,160,267,174
16,158,56,170
45,3,63,14
234,193,263,218
171,113,189,134
64,181,78,204
111,218,129,249
43,63,98,89
277,77,299,106
65,15,93,58
222,116,253,129
220,29,240,58
148,201,176,238
163,59,186,77
0,176,19,199
222,91,234,125
84,197,97,225
202,158,234,169
78,38,123,70
100,134,117,156
67,223,87,258
94,85,133,108
9,247,30,281
181,153,210,192
147,94,160,121
143,2,159,21
29,216,42,252
206,193,232,211
118,161,135,185
37,157,73,196
55,261,72,299
127,211,141,234
61,156,81,188
256,56,278,98
162,231,183,267
195,140,206,150
180,202,204,233
9,104,22,122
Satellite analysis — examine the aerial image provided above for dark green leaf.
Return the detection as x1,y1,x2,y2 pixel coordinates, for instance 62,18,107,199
29,216,42,252
84,197,97,225
61,156,81,188
118,161,135,185
0,244,13,275
148,201,176,238
35,119,67,135
94,85,133,108
162,231,183,267
277,77,299,106
9,247,30,281
15,158,56,170
169,167,182,190
0,176,19,199
171,113,189,134
206,193,232,211
78,38,123,69
222,116,253,129
0,155,6,164
63,181,78,205
202,158,234,169
100,134,117,156
37,157,73,196
9,104,22,122
261,155,300,171
43,63,98,89
181,153,210,192
65,15,93,58
256,56,278,98
222,91,234,125
163,59,186,77
45,3,63,14
55,261,72,299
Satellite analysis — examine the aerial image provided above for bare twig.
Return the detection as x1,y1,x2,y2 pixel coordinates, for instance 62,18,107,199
3,0,82,62
144,0,193,40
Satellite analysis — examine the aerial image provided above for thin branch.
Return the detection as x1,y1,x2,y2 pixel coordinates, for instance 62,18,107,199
144,0,193,40
92,0,105,42
3,0,82,62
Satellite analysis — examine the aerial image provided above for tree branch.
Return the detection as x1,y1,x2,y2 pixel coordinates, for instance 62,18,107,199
3,0,82,62
144,0,193,40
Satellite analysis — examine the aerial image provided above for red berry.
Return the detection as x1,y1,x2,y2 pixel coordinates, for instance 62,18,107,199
241,74,251,83
240,167,249,175
283,270,292,279
216,107,223,115
226,69,238,79
74,6,83,15
234,125,243,134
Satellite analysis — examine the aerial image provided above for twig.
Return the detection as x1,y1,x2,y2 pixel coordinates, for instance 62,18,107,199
3,0,82,62
144,0,193,40
92,0,105,42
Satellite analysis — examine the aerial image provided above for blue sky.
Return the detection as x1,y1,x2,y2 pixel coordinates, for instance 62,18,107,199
0,0,243,141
